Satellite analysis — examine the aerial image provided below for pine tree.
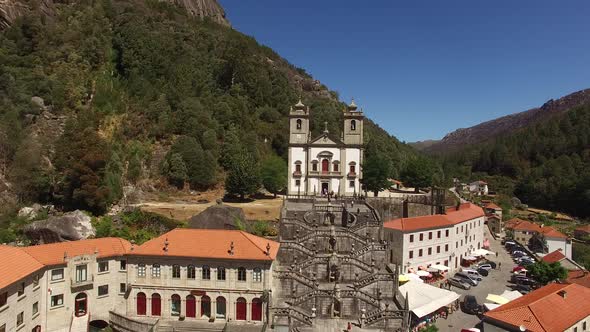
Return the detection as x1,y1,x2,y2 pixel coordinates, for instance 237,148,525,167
166,153,188,188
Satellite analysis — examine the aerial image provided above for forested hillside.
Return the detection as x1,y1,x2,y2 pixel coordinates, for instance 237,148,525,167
0,0,416,216
442,104,590,218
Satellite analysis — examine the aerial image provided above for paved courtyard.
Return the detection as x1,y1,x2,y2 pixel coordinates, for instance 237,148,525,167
437,231,515,332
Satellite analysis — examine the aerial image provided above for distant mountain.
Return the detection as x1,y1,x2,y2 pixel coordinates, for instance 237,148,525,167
423,89,590,154
408,139,439,151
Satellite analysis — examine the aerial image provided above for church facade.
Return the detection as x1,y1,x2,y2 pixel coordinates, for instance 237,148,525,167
287,99,364,196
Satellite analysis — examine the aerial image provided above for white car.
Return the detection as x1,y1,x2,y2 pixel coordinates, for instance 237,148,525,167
477,263,493,271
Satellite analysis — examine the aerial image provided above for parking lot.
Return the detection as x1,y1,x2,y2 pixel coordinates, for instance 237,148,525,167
437,234,516,332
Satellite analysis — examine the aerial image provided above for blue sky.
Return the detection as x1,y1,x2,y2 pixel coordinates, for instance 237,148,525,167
219,1,590,142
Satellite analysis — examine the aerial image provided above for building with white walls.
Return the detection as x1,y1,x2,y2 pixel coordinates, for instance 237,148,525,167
287,99,363,196
383,203,486,273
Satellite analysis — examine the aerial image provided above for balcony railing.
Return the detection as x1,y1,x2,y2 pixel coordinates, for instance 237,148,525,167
71,275,94,288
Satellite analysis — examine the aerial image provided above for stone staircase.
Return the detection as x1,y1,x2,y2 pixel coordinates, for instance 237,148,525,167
69,313,88,332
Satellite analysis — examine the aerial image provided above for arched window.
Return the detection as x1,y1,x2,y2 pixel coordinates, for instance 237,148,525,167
201,296,211,318
202,265,210,280
217,267,226,280
351,120,356,131
187,265,195,279
171,294,181,316
333,161,339,172
172,265,180,279
253,267,262,282
349,162,356,174
237,267,247,281
251,298,263,321
151,293,161,316
216,296,226,318
136,292,146,315
236,297,247,321
296,119,302,130
75,293,87,317
294,161,302,173
186,295,196,318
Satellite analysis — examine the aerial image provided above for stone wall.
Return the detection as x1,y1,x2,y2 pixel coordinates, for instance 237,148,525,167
367,197,433,221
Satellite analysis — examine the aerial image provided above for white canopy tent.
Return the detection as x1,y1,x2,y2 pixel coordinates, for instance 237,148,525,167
431,264,449,272
399,281,461,318
472,248,496,256
500,290,523,301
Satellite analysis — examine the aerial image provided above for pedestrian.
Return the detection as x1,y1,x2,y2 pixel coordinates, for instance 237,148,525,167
498,262,502,271
496,252,499,258
347,321,352,331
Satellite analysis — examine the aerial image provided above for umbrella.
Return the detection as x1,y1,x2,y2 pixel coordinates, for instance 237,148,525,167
486,294,509,305
431,264,450,272
464,256,477,261
416,270,431,277
399,274,410,282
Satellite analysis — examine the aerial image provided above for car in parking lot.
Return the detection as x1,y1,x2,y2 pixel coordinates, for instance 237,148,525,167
448,277,472,290
477,263,494,271
477,267,489,276
518,257,535,264
462,295,482,315
481,260,497,269
511,275,537,286
462,269,484,281
510,284,533,294
455,272,479,286
512,250,526,256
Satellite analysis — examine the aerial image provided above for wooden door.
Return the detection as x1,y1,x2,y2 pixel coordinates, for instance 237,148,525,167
137,293,146,315
236,297,247,320
186,295,196,318
151,294,161,316
251,298,262,321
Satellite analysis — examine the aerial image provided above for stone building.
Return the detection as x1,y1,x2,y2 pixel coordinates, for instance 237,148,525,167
0,230,278,332
287,100,364,197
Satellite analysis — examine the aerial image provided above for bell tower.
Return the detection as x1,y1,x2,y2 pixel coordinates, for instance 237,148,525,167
289,99,310,144
343,99,364,145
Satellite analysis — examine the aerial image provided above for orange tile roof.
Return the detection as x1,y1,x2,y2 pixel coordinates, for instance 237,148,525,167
23,237,131,266
541,249,566,263
567,270,590,289
0,245,44,290
383,203,484,232
131,229,279,261
484,283,590,332
539,226,568,239
575,224,590,233
511,220,542,232
484,202,502,210
504,218,527,229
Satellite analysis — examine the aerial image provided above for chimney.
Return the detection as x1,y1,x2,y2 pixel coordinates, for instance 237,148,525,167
558,290,567,299
163,238,169,254
229,241,234,256
266,243,271,256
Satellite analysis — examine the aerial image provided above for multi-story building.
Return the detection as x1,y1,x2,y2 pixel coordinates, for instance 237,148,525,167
287,99,364,196
505,218,541,245
383,203,486,273
0,229,278,332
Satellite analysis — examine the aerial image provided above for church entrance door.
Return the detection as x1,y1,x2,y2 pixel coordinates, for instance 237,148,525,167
321,182,329,195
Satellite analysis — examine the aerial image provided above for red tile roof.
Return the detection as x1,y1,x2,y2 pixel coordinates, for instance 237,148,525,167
504,218,528,229
23,237,131,266
131,229,279,261
383,203,484,232
567,270,590,289
541,249,566,263
539,226,568,239
511,220,542,232
575,224,590,233
484,283,590,332
484,202,502,210
0,245,44,290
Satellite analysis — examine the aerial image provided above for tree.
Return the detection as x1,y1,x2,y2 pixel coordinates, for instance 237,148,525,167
528,261,568,285
165,153,188,188
362,154,392,196
261,156,287,197
225,152,260,200
400,157,435,192
127,153,142,184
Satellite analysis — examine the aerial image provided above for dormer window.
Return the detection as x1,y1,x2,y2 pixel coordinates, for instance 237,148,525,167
296,119,302,130
351,120,356,131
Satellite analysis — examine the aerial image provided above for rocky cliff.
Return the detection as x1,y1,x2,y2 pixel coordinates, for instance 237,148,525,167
0,0,229,30
422,88,590,153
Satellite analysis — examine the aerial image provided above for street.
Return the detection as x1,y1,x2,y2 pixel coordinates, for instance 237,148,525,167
437,231,514,332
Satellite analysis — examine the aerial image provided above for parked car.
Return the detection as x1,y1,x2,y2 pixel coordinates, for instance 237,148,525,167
455,272,479,286
520,260,534,267
513,252,527,259
462,295,482,315
477,263,494,271
462,269,484,281
511,284,532,294
513,265,526,272
481,260,497,269
512,275,537,286
513,269,528,276
448,277,471,290
511,274,529,283
477,267,489,276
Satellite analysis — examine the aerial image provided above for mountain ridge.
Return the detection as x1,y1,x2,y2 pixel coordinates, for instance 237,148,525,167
414,88,590,153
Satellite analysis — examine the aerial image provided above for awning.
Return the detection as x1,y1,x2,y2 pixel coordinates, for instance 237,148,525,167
499,290,523,301
400,281,461,318
473,248,495,256
416,270,431,277
427,268,439,273
464,256,477,261
402,273,423,283
486,294,509,305
431,264,449,272
399,274,410,282
484,303,500,311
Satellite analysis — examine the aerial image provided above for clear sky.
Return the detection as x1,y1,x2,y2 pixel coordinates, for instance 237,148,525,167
219,1,590,142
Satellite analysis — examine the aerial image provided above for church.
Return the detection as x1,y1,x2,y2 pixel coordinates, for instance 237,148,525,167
287,99,364,196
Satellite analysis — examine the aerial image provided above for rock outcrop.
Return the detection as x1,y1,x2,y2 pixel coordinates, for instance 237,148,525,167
24,210,95,244
0,0,229,30
423,88,590,154
188,200,246,230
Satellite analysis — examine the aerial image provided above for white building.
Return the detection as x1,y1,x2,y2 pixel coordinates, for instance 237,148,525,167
468,181,489,196
287,99,363,196
383,203,486,274
0,229,279,332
